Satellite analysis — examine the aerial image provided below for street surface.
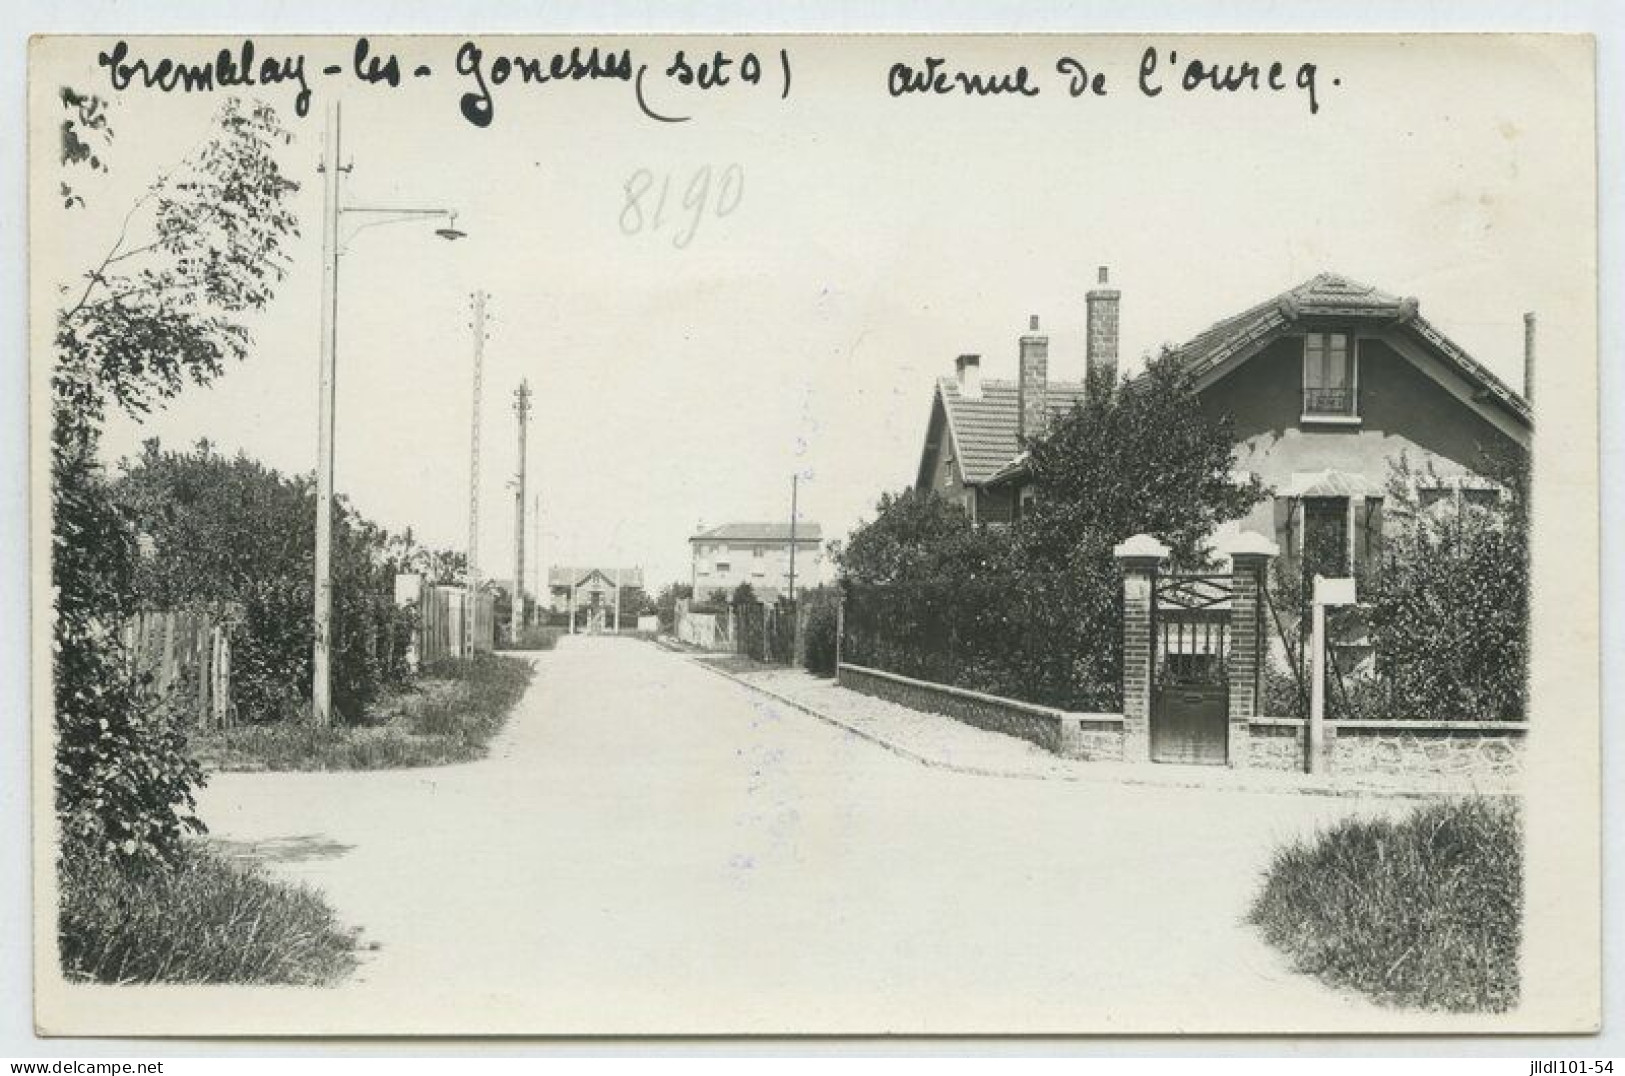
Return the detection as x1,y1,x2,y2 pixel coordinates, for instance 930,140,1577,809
184,635,1426,1034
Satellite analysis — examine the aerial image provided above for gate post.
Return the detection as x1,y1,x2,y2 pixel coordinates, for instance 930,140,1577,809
1220,532,1278,770
1114,533,1169,762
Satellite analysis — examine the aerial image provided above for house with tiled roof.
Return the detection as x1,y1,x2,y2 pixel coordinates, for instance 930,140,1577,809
546,565,643,632
689,522,824,603
963,269,1533,584
916,267,1121,523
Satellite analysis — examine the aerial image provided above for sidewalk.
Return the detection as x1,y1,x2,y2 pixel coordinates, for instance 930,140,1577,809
692,655,1520,801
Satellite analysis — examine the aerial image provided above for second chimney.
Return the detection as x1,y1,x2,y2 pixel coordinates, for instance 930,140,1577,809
1086,266,1121,399
955,353,983,399
1018,314,1048,442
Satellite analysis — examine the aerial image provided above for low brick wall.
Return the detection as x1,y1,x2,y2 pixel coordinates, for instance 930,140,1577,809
835,660,1521,781
1248,717,1527,779
837,663,1124,761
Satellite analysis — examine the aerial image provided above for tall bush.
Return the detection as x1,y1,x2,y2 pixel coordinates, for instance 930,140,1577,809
52,95,299,864
832,354,1263,711
1361,454,1529,721
113,439,429,724
799,588,841,676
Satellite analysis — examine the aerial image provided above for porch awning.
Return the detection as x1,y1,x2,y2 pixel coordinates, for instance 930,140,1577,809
1280,470,1382,498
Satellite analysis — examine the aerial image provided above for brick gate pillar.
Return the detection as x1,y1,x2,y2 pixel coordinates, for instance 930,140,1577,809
1221,532,1279,770
1114,533,1169,762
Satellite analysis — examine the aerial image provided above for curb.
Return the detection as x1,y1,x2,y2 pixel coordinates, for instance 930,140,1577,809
685,656,1511,802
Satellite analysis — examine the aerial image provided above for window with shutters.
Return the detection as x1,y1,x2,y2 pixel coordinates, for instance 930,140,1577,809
1274,494,1385,591
1418,478,1503,519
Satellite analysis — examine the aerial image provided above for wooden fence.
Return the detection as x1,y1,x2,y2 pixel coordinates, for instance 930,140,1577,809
674,598,734,651
121,608,237,730
399,576,496,666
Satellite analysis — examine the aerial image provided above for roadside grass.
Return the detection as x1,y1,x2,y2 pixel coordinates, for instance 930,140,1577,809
58,843,359,985
697,653,782,675
500,624,566,651
1249,797,1521,1012
193,653,534,771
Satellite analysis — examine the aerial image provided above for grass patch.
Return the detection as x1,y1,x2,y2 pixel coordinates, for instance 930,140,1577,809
697,653,783,675
58,843,359,985
499,624,566,651
1249,797,1521,1012
193,653,534,771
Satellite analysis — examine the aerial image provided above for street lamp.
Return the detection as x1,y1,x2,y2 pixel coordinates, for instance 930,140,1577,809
312,100,465,728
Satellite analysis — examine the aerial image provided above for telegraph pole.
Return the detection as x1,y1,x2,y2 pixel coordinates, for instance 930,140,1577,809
787,473,799,604
311,100,344,728
511,380,531,641
465,290,487,657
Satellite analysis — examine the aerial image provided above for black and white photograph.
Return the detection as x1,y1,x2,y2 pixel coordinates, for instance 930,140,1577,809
20,32,1601,1037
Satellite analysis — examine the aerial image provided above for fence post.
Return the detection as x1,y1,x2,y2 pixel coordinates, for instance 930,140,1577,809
1220,532,1278,770
1307,575,1357,774
834,596,845,680
1114,533,1169,762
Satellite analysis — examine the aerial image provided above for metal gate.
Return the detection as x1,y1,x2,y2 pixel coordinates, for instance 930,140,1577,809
1151,573,1232,765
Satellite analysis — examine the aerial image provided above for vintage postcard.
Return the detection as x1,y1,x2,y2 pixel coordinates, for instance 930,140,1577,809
27,33,1598,1035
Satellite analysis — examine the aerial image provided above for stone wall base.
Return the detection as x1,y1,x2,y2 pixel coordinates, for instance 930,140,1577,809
834,664,1524,783
1246,719,1527,779
837,664,1124,761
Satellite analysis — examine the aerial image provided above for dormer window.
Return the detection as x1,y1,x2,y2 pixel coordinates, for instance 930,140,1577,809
1302,332,1359,422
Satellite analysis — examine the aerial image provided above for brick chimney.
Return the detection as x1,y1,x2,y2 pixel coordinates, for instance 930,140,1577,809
1086,266,1121,400
955,353,982,399
1523,311,1536,404
1018,314,1048,442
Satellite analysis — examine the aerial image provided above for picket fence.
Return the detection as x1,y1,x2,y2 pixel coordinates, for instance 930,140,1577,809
121,608,237,730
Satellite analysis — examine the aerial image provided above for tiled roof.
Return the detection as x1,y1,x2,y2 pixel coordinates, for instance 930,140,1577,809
1173,272,1531,424
547,566,644,588
690,522,823,543
938,378,1087,484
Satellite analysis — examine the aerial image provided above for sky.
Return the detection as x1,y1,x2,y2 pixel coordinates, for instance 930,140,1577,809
31,34,1596,591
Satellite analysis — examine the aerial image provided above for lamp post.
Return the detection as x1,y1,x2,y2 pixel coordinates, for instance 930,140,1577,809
311,100,465,728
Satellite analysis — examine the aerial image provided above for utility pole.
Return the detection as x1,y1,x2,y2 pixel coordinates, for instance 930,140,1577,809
788,473,799,604
311,100,344,728
511,379,531,642
465,290,487,658
533,492,541,627
306,101,462,717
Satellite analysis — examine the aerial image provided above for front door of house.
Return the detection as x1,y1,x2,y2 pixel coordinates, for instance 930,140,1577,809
1151,575,1231,765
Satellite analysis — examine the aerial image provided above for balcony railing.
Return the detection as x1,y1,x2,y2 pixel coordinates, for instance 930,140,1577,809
1302,386,1356,417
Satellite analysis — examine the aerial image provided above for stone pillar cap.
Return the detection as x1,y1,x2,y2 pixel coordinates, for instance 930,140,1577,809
1113,533,1170,561
1219,531,1280,558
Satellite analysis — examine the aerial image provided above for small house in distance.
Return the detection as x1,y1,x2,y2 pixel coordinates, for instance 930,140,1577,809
547,566,644,633
690,522,823,603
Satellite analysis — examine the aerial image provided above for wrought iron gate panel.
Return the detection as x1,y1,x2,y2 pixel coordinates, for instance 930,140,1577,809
1151,573,1233,765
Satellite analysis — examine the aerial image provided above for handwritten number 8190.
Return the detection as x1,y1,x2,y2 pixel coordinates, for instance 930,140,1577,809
620,164,744,248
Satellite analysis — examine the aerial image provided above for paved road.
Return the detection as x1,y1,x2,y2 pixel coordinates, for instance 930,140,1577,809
191,635,1419,1034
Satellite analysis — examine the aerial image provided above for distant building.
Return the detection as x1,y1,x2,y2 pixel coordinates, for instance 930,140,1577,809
689,522,823,603
547,566,644,633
